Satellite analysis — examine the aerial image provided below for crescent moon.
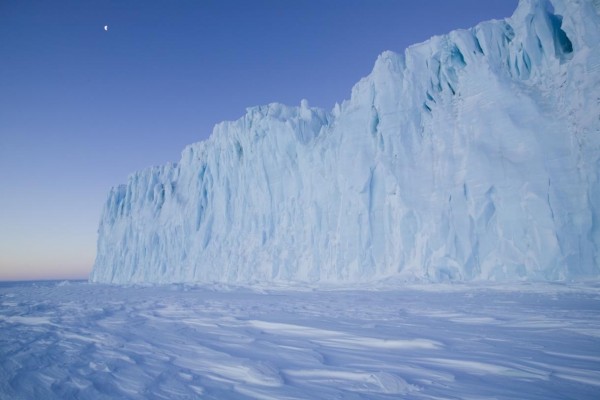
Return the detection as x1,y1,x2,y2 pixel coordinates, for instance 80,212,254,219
104,25,108,31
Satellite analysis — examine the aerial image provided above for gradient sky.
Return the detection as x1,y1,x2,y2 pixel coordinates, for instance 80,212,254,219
0,0,518,281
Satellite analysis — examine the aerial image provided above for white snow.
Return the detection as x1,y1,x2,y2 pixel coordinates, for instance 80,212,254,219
90,0,600,285
1,280,600,399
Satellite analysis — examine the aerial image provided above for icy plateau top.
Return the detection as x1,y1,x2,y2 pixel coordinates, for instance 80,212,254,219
91,0,600,284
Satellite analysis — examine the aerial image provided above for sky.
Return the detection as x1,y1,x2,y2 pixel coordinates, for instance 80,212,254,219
0,0,518,281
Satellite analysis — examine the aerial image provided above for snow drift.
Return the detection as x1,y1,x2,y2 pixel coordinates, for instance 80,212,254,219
91,0,600,284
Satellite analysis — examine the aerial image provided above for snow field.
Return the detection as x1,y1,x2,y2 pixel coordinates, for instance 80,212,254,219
1,281,600,399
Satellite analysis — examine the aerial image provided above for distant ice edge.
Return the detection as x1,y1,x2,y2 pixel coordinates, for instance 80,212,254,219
90,0,600,285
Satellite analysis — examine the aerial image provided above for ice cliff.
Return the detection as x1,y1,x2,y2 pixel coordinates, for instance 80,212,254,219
90,0,600,284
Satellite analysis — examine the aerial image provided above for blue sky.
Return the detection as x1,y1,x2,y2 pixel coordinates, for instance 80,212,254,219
0,0,518,281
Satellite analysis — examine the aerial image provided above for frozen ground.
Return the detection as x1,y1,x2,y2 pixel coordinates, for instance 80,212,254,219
1,281,600,399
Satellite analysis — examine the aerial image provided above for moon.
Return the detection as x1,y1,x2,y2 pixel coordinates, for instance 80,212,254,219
104,25,108,31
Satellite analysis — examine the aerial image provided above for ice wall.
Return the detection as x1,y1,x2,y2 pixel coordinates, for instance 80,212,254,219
90,0,600,284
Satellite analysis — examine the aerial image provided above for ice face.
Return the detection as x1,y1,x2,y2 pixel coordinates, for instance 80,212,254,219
90,0,600,284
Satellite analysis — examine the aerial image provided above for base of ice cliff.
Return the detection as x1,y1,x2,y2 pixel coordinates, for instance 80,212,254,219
90,0,600,284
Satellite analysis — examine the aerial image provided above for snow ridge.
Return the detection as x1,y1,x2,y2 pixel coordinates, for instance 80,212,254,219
91,0,600,284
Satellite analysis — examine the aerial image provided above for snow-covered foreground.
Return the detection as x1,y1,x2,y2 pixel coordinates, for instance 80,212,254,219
1,281,600,399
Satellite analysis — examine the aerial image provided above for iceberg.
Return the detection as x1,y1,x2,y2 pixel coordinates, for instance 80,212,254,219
90,0,600,284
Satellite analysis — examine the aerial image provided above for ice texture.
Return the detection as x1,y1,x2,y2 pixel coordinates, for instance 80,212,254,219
90,0,600,284
3,281,600,399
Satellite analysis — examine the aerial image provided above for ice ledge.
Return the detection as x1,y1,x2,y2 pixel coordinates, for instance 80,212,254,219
91,0,600,285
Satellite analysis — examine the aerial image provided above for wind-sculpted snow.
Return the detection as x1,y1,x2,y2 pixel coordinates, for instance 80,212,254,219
2,281,600,399
91,0,600,284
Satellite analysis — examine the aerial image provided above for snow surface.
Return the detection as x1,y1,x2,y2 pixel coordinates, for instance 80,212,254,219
1,281,600,399
91,0,600,284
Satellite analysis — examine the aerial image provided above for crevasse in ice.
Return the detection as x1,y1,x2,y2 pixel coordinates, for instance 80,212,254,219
90,0,600,284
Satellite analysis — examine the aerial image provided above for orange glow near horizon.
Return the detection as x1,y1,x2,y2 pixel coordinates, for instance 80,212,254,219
0,253,93,281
